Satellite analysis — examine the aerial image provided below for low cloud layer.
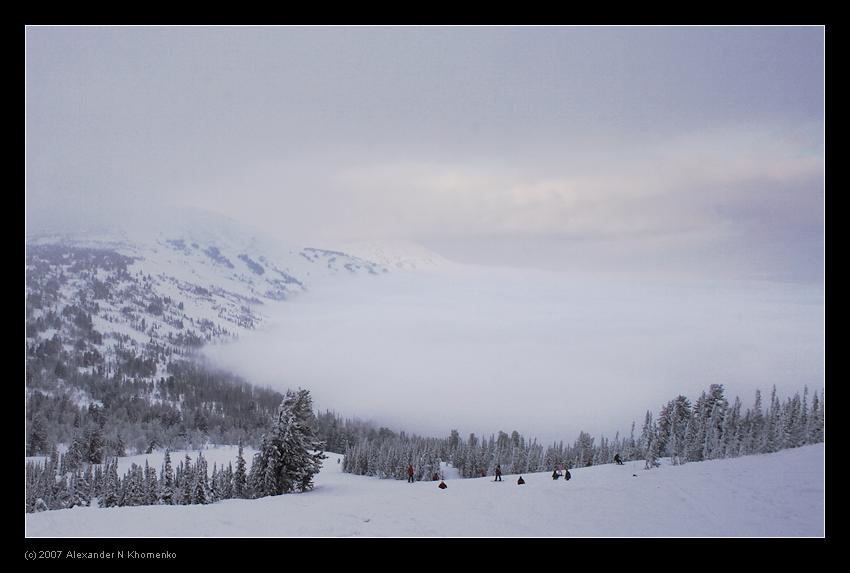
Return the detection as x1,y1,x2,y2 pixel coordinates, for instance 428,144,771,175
206,267,824,444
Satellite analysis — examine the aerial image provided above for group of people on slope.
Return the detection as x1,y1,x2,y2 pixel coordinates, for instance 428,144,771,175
551,463,572,481
504,463,569,485
407,454,625,489
407,464,448,488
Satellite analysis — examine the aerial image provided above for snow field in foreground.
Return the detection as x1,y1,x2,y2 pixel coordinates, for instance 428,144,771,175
25,443,824,537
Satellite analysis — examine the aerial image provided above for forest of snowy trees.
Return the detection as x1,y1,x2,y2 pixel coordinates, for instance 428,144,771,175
342,384,824,480
25,381,823,513
25,389,326,513
25,359,285,459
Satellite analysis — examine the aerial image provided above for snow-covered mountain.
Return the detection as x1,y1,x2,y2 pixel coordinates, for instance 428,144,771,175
25,210,398,357
26,209,459,358
340,239,454,271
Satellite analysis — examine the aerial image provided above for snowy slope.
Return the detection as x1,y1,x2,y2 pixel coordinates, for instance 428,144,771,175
340,240,454,271
25,444,824,537
26,208,390,337
25,209,394,376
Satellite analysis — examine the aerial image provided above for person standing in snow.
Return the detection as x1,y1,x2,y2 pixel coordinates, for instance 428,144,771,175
552,469,560,480
614,453,623,465
407,464,415,483
564,469,571,481
495,464,502,482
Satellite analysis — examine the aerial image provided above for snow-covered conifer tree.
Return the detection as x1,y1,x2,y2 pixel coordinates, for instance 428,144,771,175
233,444,248,499
746,389,764,454
27,415,49,456
160,449,174,505
79,463,93,506
808,390,823,443
100,459,118,508
799,387,809,445
87,425,105,464
181,454,194,505
145,460,159,505
257,389,326,496
259,432,282,497
248,452,263,498
193,452,209,504
221,462,234,500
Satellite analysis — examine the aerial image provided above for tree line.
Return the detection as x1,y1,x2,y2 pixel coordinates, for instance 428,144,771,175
342,383,824,480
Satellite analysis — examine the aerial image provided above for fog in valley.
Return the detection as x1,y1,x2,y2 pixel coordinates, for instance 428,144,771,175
206,266,823,443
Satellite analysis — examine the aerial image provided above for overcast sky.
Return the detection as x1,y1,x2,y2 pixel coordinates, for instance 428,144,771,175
26,26,824,281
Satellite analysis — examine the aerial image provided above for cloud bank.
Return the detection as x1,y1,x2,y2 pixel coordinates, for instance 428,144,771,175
206,266,824,443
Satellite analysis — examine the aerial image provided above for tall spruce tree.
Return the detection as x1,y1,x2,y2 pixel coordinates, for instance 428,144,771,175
257,389,326,496
145,460,159,505
160,450,174,505
87,425,105,464
233,444,248,499
193,452,209,504
808,391,823,443
181,454,194,505
99,458,119,508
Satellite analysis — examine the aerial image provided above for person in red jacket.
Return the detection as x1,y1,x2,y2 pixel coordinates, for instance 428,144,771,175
407,464,415,483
